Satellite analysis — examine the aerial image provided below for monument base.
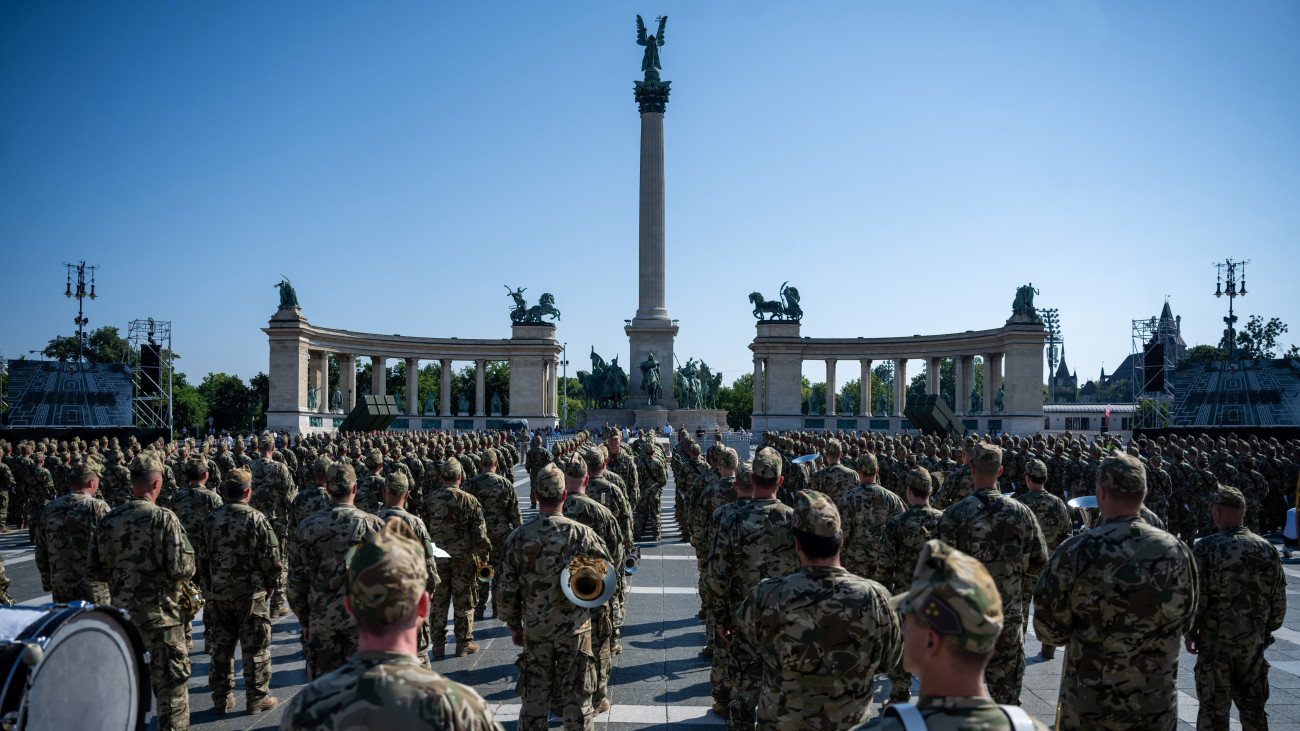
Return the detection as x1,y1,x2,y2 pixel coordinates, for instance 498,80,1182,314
577,408,729,434
751,412,1046,435
267,409,557,435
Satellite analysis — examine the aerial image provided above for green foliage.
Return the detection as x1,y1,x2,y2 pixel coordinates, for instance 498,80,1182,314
718,373,754,429
1184,344,1226,364
171,372,208,430
247,373,269,429
1134,397,1170,428
1097,378,1134,403
838,378,861,416
1236,315,1291,360
198,373,251,432
41,325,131,363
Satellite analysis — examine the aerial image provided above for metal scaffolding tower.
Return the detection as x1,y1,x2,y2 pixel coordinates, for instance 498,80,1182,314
127,318,173,432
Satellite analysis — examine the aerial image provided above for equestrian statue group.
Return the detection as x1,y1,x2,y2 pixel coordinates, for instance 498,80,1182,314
674,358,722,411
749,281,802,322
506,286,561,324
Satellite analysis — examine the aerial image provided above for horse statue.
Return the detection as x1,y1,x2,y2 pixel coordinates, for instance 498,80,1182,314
748,282,803,322
521,293,561,323
505,286,528,323
707,371,723,409
749,291,784,320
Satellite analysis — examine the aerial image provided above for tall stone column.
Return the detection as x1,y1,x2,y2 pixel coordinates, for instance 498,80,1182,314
825,359,837,416
370,356,386,397
440,359,452,417
893,358,907,417
342,355,357,410
954,355,971,416
982,354,996,415
474,360,487,417
405,358,419,416
752,358,763,415
990,353,1004,409
549,359,559,417
860,359,872,417
926,357,941,396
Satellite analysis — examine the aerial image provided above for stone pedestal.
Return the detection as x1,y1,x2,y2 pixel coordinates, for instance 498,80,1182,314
626,320,679,410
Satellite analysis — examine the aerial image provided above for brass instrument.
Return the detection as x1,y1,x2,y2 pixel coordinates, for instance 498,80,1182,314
475,558,495,583
178,579,205,615
561,555,617,608
622,547,641,576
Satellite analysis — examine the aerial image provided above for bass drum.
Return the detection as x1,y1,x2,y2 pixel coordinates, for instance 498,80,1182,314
0,602,150,731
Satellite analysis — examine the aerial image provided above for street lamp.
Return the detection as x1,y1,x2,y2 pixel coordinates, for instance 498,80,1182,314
63,261,98,363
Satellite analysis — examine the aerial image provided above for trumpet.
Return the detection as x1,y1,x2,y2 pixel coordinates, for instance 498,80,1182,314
622,547,641,576
475,558,495,583
561,555,617,608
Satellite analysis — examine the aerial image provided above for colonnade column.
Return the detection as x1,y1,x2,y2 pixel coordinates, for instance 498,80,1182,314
317,353,330,412
893,358,907,416
860,359,872,417
825,359,837,416
342,355,357,410
474,360,487,417
370,356,386,397
926,357,941,396
548,359,559,417
752,358,763,415
405,358,419,416
982,354,995,415
440,359,452,416
954,356,970,416
990,353,1004,410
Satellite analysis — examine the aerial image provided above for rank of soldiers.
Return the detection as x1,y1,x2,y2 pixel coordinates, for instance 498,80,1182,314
3,423,1296,730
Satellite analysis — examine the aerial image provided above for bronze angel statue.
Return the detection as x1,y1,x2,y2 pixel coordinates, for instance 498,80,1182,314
636,15,667,80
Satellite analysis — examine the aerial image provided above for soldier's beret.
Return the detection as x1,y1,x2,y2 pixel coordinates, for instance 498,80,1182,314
792,490,841,539
752,450,782,481
1211,486,1246,510
890,540,1003,655
347,518,426,628
384,470,410,495
1098,454,1146,495
535,463,565,499
1026,459,1048,481
438,458,463,481
130,451,166,474
223,468,252,491
559,453,587,479
183,457,210,480
326,463,357,497
855,452,879,475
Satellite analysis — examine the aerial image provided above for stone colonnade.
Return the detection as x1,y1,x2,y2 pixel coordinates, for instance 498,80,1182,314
749,316,1043,434
264,306,562,434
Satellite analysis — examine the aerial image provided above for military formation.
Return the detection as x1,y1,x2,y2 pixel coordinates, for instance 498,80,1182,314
3,424,1298,729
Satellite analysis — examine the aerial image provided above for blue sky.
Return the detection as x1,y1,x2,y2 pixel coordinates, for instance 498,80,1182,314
2,1,1297,389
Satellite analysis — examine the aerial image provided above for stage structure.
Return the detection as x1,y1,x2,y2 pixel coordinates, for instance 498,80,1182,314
128,318,173,432
2,360,133,428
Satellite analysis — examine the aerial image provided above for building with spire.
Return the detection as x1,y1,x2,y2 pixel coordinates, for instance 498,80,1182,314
1050,344,1078,402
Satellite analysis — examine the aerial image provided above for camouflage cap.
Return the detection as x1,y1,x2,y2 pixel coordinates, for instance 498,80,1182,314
791,490,841,539
717,447,738,470
183,456,210,480
363,449,384,469
347,518,427,628
752,450,782,480
1026,459,1048,481
130,450,166,474
855,452,879,475
1098,453,1146,495
311,455,333,475
535,463,565,499
326,462,357,497
824,439,843,457
68,458,104,479
579,445,604,470
901,466,933,495
969,443,1003,470
891,540,1003,654
1211,486,1246,510
736,460,753,484
223,468,253,491
1196,454,1210,467
559,453,587,479
384,470,410,495
439,458,463,482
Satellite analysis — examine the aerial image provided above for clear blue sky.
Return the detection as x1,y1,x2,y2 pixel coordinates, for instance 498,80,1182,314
2,1,1297,389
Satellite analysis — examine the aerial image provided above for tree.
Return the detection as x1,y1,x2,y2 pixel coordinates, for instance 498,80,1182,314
247,373,269,430
171,371,208,432
41,325,130,363
1183,345,1226,364
1097,378,1133,403
838,378,861,416
1236,316,1291,360
198,373,251,432
717,373,753,429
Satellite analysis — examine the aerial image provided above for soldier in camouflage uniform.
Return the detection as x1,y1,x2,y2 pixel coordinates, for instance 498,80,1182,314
173,456,223,647
605,432,640,509
0,447,12,530
581,445,634,652
463,448,522,621
100,449,134,507
877,466,944,703
279,518,502,731
87,451,196,731
1011,458,1070,661
251,433,297,616
498,463,610,731
378,471,441,669
936,443,1047,705
292,455,334,530
838,453,907,582
12,443,36,530
355,449,388,514
1231,456,1269,534
736,490,900,730
696,448,747,711
26,453,55,544
633,437,667,541
35,458,111,604
933,442,974,510
524,435,553,510
707,449,799,728
1143,451,1173,526
808,438,860,504
675,440,708,543
288,461,384,680
422,458,491,658
853,540,1051,731
1189,454,1222,538
196,468,283,715
559,454,622,714
1033,453,1197,731
1185,486,1285,731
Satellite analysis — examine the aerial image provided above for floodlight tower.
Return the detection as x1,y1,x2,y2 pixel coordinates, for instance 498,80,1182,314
1214,259,1249,359
1041,309,1060,404
64,261,99,362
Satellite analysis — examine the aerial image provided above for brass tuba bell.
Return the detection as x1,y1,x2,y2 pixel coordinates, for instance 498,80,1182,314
622,547,641,576
561,555,617,608
475,558,495,583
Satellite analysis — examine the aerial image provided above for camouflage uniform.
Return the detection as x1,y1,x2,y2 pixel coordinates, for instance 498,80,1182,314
585,460,634,645
100,453,134,507
0,460,13,528
606,443,640,508
498,463,610,731
737,491,901,730
280,518,501,731
933,463,974,510
378,498,442,667
877,491,942,702
633,442,668,540
87,452,195,731
524,442,553,508
463,458,522,618
1144,458,1173,525
288,462,384,680
421,459,490,654
808,440,859,503
196,469,283,713
1189,458,1222,537
1033,453,1197,731
35,487,111,604
706,453,798,728
251,439,297,613
1188,487,1285,731
935,444,1047,705
1231,462,1269,534
838,455,906,582
26,460,55,544
292,484,332,529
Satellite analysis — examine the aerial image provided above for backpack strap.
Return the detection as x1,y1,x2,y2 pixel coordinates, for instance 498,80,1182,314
1000,705,1035,731
882,703,928,731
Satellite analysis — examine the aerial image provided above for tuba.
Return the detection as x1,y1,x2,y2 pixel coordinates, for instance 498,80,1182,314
622,547,641,576
561,555,617,608
475,557,495,583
